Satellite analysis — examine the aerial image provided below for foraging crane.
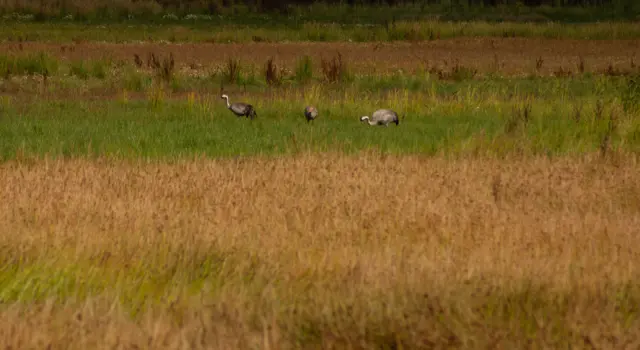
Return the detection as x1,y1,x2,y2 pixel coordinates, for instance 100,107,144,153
221,94,257,119
359,109,400,127
304,106,318,123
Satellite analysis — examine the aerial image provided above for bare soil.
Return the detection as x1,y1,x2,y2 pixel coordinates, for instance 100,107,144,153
3,37,639,75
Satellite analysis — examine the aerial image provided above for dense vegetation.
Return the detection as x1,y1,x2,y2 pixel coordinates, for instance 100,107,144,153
0,0,638,22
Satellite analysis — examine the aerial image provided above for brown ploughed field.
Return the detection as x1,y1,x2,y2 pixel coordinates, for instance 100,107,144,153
3,37,639,75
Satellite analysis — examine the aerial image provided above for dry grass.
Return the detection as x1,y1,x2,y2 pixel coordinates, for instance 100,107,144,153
264,57,282,86
2,152,640,348
146,52,175,85
320,52,347,83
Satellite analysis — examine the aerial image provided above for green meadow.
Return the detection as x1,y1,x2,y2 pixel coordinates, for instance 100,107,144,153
0,78,638,160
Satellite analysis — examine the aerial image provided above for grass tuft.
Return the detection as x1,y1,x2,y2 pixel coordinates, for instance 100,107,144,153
321,53,347,83
449,61,478,81
505,102,532,135
600,109,618,158
621,75,640,114
147,52,175,85
224,57,240,84
295,55,314,84
264,57,281,86
69,60,89,80
0,52,58,77
535,56,544,74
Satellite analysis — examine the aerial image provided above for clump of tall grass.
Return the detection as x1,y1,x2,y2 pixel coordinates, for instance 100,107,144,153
535,57,544,73
147,52,175,85
0,52,58,77
577,56,586,74
449,61,478,81
428,61,477,81
599,62,638,77
321,53,348,83
146,85,166,110
505,102,532,134
0,95,12,115
595,99,605,120
295,55,313,84
621,75,640,114
600,109,618,158
133,54,143,68
264,57,281,86
553,66,573,78
69,60,90,79
69,59,108,80
572,104,583,123
92,60,108,79
223,57,241,84
121,66,151,92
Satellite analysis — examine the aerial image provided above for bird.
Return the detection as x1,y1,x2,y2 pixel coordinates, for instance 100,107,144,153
221,94,257,119
359,109,400,127
304,106,318,123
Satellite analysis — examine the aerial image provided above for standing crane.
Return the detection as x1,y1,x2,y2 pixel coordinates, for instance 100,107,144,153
304,106,319,123
359,109,400,127
221,94,257,119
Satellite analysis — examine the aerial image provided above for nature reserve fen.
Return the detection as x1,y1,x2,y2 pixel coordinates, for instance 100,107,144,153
1,1,640,348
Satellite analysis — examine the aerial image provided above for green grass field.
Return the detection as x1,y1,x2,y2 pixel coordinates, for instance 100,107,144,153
1,53,639,161
1,74,638,160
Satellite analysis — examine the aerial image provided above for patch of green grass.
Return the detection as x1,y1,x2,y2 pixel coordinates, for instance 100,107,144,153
0,87,637,160
0,52,58,77
294,55,314,84
69,60,90,79
0,249,639,347
0,64,636,160
0,250,238,311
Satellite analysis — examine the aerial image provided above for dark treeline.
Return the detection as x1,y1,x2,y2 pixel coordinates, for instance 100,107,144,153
275,0,621,5
143,0,637,13
0,0,636,20
179,0,632,10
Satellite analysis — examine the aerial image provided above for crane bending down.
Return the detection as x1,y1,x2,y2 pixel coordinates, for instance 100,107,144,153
304,106,318,123
221,94,257,119
360,109,400,127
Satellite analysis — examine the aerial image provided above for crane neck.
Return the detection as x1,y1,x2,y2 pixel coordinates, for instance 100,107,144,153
362,117,376,126
223,96,231,109
361,116,374,125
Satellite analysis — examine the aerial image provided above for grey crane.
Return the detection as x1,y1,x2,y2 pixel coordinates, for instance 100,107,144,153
221,94,257,119
304,106,319,123
359,109,400,127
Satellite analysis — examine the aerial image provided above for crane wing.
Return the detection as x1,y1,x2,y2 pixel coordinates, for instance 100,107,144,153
305,106,318,119
230,103,248,115
372,109,395,122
